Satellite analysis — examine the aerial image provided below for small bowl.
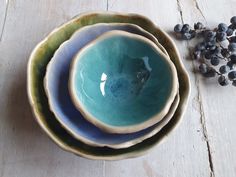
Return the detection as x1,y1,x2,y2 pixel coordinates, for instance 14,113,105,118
44,23,178,148
69,30,178,134
27,11,190,160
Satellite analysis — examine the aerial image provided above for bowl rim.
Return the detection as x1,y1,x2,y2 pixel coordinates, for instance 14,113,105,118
44,22,179,148
69,30,179,134
27,11,191,160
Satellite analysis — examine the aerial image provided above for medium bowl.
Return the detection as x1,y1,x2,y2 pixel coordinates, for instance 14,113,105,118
44,23,179,148
69,30,178,134
27,11,190,160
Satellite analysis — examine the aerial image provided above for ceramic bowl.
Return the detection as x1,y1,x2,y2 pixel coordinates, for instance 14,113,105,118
44,23,179,148
27,11,190,160
69,30,178,134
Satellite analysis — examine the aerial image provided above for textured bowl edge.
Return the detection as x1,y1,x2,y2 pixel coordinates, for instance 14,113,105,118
27,11,191,160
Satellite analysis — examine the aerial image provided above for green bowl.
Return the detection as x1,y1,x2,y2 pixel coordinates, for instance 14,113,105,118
27,11,190,160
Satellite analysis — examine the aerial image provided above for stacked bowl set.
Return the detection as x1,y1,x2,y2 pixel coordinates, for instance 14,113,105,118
27,12,190,160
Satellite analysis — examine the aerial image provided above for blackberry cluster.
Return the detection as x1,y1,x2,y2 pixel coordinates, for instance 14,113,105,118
174,16,236,87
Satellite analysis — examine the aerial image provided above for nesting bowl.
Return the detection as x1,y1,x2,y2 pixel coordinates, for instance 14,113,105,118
27,11,190,160
44,23,179,148
69,30,178,133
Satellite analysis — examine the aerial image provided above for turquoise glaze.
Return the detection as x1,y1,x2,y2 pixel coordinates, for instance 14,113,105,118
71,32,174,127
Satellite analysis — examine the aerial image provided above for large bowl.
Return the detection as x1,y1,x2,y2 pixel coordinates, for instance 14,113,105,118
69,30,178,133
44,23,179,148
27,11,190,160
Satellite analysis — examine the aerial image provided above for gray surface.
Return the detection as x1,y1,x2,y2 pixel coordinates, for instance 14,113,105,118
0,0,235,176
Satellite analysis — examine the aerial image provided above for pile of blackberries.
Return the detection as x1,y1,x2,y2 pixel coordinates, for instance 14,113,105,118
174,16,236,86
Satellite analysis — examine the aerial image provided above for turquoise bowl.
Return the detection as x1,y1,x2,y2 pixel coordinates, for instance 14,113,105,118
69,30,178,134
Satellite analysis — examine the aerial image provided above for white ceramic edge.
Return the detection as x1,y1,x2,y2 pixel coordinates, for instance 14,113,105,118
44,22,174,148
27,11,191,161
69,30,179,134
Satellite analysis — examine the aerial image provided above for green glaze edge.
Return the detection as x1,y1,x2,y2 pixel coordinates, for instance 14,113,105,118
27,11,190,160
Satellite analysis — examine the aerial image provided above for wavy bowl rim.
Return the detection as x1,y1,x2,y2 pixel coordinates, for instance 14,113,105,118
27,11,191,160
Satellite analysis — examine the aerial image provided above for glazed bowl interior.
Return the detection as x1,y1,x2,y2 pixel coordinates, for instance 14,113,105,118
70,30,178,133
27,11,190,160
45,23,177,148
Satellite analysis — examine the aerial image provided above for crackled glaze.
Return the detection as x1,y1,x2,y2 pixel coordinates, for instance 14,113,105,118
70,31,178,133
